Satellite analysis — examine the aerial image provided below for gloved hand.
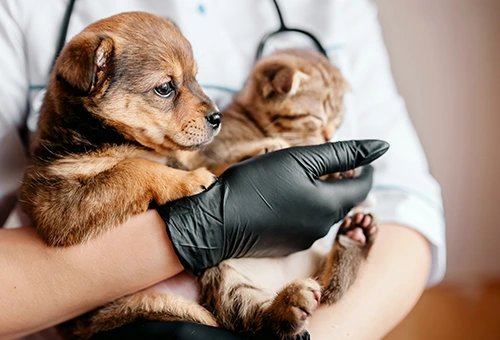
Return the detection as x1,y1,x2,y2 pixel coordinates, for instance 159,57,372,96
90,320,307,340
157,140,389,275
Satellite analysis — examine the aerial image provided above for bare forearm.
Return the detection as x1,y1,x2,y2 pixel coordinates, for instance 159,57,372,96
0,209,183,339
308,224,432,340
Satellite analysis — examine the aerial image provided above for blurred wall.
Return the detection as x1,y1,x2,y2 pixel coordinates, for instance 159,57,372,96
374,0,500,283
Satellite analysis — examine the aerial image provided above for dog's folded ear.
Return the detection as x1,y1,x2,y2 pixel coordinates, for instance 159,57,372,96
260,63,309,98
55,32,115,95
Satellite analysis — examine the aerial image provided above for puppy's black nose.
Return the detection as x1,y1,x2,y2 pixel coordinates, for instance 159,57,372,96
206,111,221,129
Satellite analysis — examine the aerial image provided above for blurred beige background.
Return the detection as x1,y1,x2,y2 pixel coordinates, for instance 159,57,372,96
373,0,500,338
375,0,500,283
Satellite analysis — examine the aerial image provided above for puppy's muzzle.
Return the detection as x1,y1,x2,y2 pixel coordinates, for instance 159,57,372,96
206,111,222,130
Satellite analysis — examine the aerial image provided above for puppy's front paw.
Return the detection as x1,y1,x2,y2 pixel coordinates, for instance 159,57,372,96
186,167,217,195
338,212,377,251
264,278,321,339
153,168,216,205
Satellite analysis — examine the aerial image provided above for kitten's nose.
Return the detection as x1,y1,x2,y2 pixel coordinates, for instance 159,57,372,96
206,111,221,129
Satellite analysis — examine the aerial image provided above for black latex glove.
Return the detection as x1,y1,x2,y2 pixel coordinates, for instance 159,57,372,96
157,140,389,275
90,320,309,340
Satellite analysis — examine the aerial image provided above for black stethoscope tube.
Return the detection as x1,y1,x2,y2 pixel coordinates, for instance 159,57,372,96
52,0,77,70
255,0,328,60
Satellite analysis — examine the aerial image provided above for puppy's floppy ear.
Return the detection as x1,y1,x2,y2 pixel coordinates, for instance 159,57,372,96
55,33,114,94
261,64,309,98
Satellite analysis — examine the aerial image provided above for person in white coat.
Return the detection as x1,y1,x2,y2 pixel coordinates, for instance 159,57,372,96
0,1,445,339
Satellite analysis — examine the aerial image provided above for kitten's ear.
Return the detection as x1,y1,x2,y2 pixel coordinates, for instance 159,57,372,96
330,66,351,95
339,76,351,94
261,64,309,98
55,33,114,94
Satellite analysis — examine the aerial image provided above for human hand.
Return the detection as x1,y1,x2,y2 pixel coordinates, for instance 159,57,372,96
157,140,389,275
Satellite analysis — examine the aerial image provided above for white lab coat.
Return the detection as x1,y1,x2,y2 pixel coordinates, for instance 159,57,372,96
0,0,446,336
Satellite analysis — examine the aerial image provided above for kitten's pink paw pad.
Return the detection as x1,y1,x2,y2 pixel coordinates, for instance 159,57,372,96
339,213,377,246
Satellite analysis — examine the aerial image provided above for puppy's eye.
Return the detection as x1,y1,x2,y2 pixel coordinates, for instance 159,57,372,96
154,82,175,98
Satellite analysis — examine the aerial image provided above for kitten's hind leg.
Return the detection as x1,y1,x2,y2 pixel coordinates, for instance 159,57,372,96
318,212,378,305
200,262,320,340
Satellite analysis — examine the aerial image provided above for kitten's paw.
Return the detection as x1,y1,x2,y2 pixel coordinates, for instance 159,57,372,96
338,212,377,247
329,167,361,180
265,278,321,338
261,138,290,154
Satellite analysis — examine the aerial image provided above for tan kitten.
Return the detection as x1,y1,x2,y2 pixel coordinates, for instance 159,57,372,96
179,48,348,175
178,48,378,339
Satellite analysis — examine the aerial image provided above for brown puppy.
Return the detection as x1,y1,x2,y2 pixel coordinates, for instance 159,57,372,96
20,12,220,247
19,12,221,338
178,49,378,339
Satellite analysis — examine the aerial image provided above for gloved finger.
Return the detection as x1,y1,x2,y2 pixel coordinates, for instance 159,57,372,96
320,165,374,210
288,140,389,179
